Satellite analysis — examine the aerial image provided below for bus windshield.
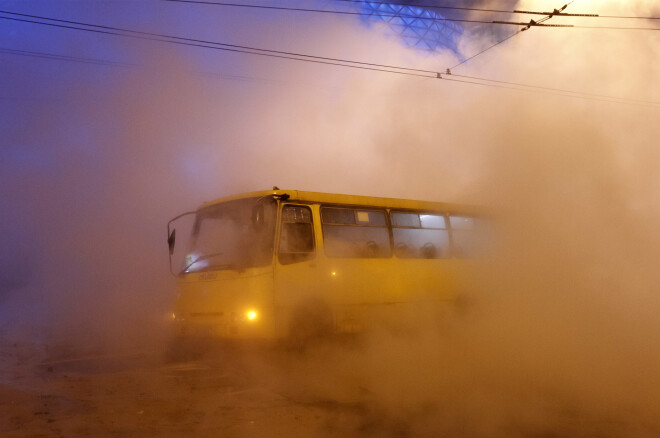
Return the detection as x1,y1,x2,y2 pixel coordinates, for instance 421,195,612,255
180,197,276,274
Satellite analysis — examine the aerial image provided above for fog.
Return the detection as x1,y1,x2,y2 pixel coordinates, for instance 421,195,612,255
1,0,659,436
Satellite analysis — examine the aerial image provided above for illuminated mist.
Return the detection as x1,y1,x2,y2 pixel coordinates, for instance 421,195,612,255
1,0,659,436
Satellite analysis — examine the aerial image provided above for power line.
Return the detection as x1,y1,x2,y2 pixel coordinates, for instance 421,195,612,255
493,20,572,28
495,20,659,30
161,0,497,26
514,8,596,18
332,0,660,20
331,0,515,15
448,73,660,106
448,30,519,71
161,0,571,75
0,46,137,67
162,0,660,30
597,14,660,20
515,9,660,20
0,10,436,75
510,1,574,34
563,24,660,30
441,75,659,108
0,14,432,78
445,0,570,72
446,2,566,80
0,11,657,108
0,46,286,85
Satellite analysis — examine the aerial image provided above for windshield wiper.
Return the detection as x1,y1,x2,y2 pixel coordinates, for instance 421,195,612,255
181,252,236,273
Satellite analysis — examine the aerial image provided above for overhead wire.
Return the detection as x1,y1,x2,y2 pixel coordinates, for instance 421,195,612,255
161,0,498,26
439,72,660,108
448,30,519,71
494,21,659,30
330,0,660,20
161,0,660,30
447,73,660,106
597,14,660,20
0,45,306,87
514,9,660,20
330,0,515,15
0,10,658,108
448,1,571,73
161,0,523,74
160,0,659,77
562,24,660,30
0,10,436,76
0,46,137,67
0,16,431,77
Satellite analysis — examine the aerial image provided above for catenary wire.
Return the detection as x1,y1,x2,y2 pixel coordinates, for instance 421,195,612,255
597,14,660,20
0,9,439,74
515,9,660,19
160,0,558,73
448,30,519,70
330,0,515,15
441,76,659,108
566,24,660,30
0,46,138,67
0,14,436,78
494,20,658,30
449,1,569,71
1,12,658,107
330,0,660,20
3,41,655,108
162,1,660,30
449,73,660,106
161,0,498,25
0,46,306,86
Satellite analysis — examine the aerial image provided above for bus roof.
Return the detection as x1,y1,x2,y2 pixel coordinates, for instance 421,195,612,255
199,189,480,215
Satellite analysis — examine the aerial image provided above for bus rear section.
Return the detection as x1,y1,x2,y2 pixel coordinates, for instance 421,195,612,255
167,190,482,340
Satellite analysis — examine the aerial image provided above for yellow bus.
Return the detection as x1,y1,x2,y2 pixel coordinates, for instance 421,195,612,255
167,189,481,342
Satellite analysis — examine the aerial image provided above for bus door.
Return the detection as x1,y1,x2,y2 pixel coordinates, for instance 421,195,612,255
273,203,327,337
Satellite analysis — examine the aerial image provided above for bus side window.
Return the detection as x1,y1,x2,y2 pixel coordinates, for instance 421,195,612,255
279,205,315,265
321,207,391,258
391,212,450,259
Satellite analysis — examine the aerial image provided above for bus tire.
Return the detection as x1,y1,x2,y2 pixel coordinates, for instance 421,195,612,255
286,298,334,351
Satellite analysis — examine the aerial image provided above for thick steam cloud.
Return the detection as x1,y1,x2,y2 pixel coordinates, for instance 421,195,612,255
1,0,659,436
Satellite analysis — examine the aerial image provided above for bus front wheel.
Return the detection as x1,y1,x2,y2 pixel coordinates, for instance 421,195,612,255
286,298,334,350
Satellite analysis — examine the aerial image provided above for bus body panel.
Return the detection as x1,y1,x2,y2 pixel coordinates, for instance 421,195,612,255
173,266,275,338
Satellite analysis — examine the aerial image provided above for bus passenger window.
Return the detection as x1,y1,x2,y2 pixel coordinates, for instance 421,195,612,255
321,207,391,258
321,208,355,225
391,212,449,259
279,206,315,265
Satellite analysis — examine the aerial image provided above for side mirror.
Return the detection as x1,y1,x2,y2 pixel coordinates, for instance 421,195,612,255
167,229,176,255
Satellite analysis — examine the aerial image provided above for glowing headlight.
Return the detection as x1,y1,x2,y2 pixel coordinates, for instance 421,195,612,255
246,310,258,321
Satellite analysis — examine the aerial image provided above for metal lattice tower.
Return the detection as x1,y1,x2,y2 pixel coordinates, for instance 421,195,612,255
354,1,463,52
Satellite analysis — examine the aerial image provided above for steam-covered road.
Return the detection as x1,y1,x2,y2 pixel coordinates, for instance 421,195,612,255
2,334,659,438
0,342,367,437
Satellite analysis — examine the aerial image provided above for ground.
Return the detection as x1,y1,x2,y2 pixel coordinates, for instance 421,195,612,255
2,333,656,438
0,337,372,438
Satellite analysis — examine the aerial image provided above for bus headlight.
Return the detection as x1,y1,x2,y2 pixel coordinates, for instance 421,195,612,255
246,310,258,321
